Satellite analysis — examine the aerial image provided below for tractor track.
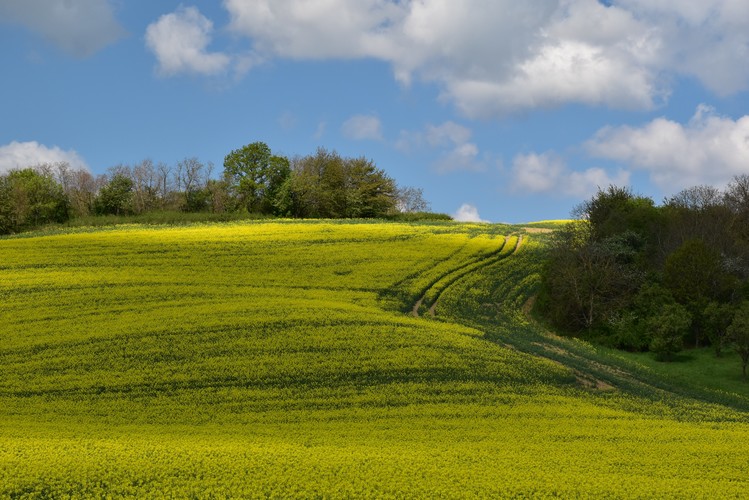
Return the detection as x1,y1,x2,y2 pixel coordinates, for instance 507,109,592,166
412,235,523,318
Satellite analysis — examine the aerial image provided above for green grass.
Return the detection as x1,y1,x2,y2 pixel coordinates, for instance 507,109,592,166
604,346,749,406
2,220,749,497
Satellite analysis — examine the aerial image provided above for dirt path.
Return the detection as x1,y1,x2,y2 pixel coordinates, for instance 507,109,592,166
411,297,424,317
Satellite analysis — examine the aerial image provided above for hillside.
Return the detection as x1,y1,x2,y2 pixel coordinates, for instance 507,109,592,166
2,220,749,497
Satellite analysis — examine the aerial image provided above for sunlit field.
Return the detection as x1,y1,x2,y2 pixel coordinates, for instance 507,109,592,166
2,221,749,497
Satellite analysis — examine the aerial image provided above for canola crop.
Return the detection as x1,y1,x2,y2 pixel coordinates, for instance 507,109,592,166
1,221,749,498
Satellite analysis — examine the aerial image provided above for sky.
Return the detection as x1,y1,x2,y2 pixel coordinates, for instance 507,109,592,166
2,0,749,223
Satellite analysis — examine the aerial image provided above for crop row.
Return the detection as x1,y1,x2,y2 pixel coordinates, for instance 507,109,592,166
3,221,749,497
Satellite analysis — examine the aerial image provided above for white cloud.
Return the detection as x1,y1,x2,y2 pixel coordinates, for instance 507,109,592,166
448,39,660,117
218,0,749,116
586,105,749,189
341,114,383,141
0,0,125,57
224,0,404,60
453,203,488,223
424,122,473,148
397,121,485,173
511,152,629,197
433,143,485,174
0,141,88,174
616,0,749,95
145,6,232,77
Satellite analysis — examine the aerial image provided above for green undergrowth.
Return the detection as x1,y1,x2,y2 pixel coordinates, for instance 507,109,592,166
606,346,749,408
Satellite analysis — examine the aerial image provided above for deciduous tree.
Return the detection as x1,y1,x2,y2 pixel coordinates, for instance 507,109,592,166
223,142,290,214
728,301,749,379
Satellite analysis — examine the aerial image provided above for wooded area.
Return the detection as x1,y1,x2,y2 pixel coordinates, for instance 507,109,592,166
539,179,749,376
0,142,432,234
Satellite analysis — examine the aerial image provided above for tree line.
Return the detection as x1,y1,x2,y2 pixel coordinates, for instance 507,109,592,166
0,142,435,234
539,178,749,377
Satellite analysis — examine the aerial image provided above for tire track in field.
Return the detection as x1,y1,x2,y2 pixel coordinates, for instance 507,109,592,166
412,235,523,318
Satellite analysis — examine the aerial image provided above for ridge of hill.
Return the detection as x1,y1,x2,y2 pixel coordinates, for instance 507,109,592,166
1,220,749,497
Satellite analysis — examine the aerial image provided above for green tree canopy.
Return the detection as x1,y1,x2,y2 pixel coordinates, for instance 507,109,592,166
0,168,69,233
94,173,133,216
648,303,691,362
223,142,290,215
728,301,749,379
276,148,397,219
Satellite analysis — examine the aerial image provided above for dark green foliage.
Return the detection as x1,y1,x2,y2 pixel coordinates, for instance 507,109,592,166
223,141,291,215
606,284,676,351
663,239,723,305
728,302,749,379
574,185,660,245
541,178,749,378
276,148,397,219
0,168,69,234
94,173,133,216
539,220,641,333
1,143,426,232
386,211,453,222
703,301,734,357
648,303,691,362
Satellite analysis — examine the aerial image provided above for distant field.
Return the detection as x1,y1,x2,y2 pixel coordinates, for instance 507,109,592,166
2,220,749,497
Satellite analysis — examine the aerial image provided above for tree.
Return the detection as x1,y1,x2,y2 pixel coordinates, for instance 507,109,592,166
131,159,158,214
574,185,659,244
608,284,675,352
156,161,173,209
223,142,290,214
539,221,639,332
0,168,69,233
205,177,232,213
728,301,749,380
662,185,733,260
663,238,729,346
648,303,690,362
176,157,212,212
276,148,397,219
703,301,735,357
66,168,99,217
344,156,397,218
94,173,133,215
396,186,430,213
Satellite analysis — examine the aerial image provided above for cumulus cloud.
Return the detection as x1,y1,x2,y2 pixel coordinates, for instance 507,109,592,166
616,0,749,95
145,6,232,77
0,0,125,57
0,141,88,174
341,114,383,141
511,152,629,197
397,121,485,173
587,105,749,189
453,203,488,223
424,122,473,148
224,0,405,60
215,0,749,115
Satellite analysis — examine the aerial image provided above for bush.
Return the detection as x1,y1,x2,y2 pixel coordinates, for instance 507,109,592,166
648,303,691,361
386,211,453,222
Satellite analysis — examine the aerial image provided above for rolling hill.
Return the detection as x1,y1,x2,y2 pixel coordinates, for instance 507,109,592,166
2,220,748,497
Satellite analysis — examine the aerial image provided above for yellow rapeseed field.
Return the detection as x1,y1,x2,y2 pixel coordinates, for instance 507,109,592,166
1,220,748,497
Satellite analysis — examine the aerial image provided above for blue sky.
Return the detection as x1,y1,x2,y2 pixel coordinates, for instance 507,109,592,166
2,0,749,223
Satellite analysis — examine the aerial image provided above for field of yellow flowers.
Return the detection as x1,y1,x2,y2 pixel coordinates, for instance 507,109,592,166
2,220,749,497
